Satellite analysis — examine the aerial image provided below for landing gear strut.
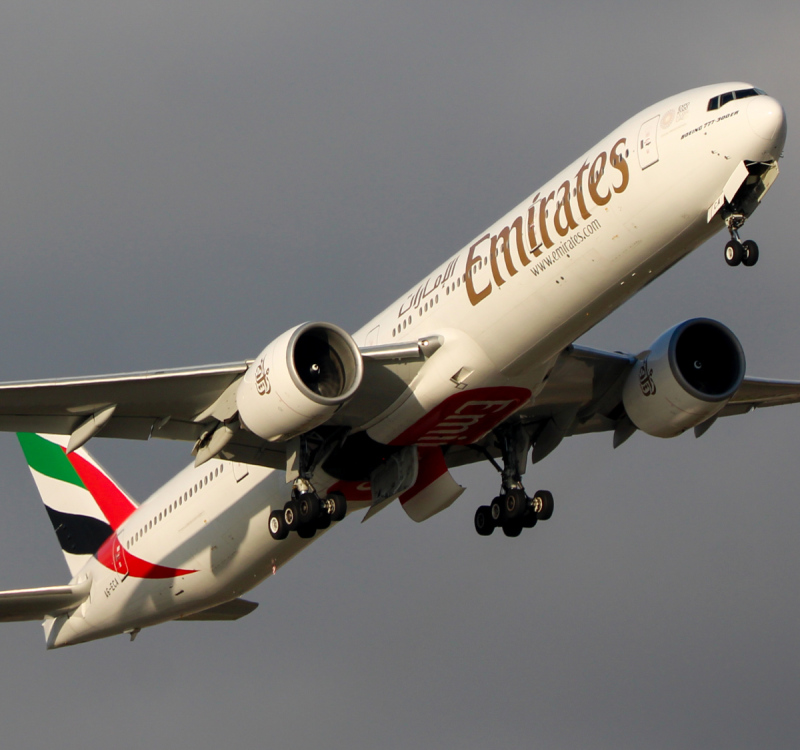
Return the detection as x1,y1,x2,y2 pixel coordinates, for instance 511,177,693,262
472,426,554,538
268,432,348,541
723,213,759,267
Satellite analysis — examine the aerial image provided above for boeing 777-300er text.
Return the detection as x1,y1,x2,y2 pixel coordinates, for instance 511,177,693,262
0,82,795,648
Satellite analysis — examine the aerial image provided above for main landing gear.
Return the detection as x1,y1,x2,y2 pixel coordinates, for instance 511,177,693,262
723,213,759,267
474,489,554,538
268,432,348,541
268,487,347,541
472,427,555,538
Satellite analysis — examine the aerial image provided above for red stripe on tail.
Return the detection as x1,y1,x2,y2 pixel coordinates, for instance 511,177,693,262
65,450,137,530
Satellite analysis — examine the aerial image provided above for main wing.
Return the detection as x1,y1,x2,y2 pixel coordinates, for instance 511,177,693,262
0,343,796,472
0,342,432,468
0,362,249,442
443,345,800,469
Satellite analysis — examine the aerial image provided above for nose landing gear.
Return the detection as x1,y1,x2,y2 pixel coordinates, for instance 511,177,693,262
724,214,759,267
473,427,554,538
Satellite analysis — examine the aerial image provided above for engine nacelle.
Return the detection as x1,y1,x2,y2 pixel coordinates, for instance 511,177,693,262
237,322,363,441
622,318,745,438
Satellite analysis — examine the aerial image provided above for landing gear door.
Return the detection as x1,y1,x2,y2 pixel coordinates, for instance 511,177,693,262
637,115,660,170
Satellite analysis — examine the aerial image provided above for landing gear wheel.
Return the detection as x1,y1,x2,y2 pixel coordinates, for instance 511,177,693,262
315,511,332,530
269,510,289,540
725,239,744,266
490,496,504,524
326,492,347,522
296,492,320,524
283,500,300,531
533,490,554,521
297,522,316,539
503,488,528,521
742,239,759,267
522,510,538,529
474,506,494,536
502,521,523,538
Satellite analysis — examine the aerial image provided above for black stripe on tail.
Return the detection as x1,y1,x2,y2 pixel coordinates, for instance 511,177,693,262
44,506,113,556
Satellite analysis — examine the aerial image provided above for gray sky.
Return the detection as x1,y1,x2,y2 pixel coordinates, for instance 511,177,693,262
0,2,799,748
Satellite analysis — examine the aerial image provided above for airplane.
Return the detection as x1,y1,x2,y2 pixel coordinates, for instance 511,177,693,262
0,81,795,648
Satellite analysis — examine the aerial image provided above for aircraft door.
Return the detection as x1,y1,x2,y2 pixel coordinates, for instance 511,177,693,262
232,462,250,482
637,115,660,170
365,326,381,346
112,538,129,578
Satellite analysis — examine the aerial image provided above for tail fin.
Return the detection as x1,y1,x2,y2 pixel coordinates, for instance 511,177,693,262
17,433,138,576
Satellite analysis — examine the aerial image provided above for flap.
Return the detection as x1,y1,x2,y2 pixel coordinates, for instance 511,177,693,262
400,447,465,522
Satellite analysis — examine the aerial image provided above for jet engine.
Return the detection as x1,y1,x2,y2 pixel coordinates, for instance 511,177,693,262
622,318,745,438
237,322,363,441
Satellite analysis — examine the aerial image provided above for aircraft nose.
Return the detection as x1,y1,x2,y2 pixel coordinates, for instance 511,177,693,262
747,96,787,151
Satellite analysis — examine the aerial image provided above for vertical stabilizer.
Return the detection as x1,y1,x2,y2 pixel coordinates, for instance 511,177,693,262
17,433,138,576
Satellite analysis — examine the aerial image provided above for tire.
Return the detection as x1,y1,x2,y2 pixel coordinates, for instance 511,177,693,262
328,492,347,522
725,239,744,266
502,521,523,538
474,506,494,536
504,488,528,520
284,500,300,531
522,509,538,529
742,239,759,267
269,510,289,540
297,492,320,524
490,496,504,524
315,511,332,530
297,522,316,539
533,490,554,521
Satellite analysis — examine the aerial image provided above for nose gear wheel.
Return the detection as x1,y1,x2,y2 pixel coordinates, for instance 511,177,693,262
723,214,759,267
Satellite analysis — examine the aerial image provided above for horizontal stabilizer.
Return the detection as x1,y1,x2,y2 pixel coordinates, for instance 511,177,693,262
0,579,90,623
177,598,258,621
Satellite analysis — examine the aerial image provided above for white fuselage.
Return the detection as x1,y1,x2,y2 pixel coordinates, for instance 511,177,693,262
49,82,786,647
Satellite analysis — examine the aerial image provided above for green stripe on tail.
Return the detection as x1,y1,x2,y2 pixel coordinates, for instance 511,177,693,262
17,433,85,489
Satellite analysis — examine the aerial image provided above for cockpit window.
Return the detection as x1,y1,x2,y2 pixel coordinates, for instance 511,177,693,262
707,88,767,111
